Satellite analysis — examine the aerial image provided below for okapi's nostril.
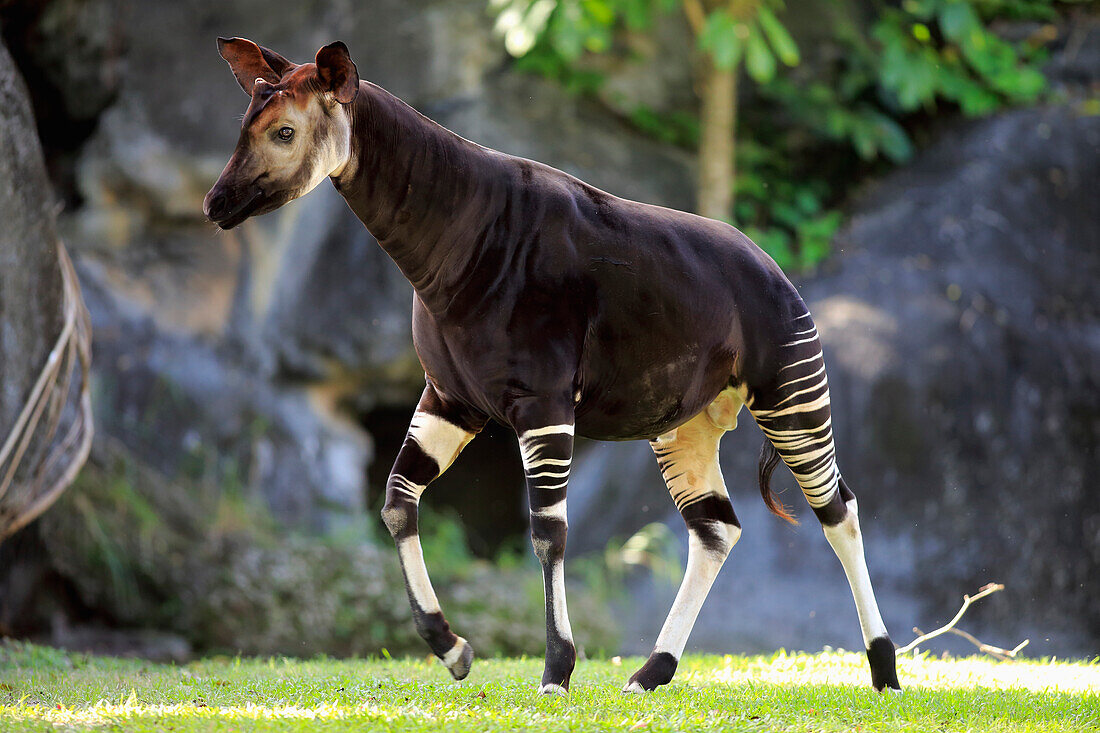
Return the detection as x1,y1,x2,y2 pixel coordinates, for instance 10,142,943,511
205,192,227,220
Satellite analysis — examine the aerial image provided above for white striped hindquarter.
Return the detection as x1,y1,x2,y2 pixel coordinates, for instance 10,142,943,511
748,314,840,509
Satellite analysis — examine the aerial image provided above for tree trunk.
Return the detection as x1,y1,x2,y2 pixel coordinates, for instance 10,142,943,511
696,56,737,221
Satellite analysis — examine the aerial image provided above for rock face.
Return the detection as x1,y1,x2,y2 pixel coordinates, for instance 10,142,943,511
570,95,1100,658
0,39,94,626
0,41,63,437
0,41,55,628
813,99,1100,650
0,39,93,539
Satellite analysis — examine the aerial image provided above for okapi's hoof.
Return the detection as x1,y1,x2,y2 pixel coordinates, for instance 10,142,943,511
623,651,677,693
537,683,568,696
867,637,901,692
443,637,474,680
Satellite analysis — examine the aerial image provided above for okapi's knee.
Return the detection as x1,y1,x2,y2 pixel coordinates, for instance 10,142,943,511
812,476,858,527
681,495,741,558
381,495,417,541
530,515,567,565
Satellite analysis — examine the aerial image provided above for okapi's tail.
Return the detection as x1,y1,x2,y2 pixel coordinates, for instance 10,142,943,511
758,439,798,525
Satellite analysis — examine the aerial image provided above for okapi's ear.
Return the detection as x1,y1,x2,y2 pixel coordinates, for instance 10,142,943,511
315,41,359,104
217,37,279,95
257,44,296,78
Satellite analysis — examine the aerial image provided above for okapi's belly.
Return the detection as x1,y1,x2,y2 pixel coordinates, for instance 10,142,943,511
573,350,736,441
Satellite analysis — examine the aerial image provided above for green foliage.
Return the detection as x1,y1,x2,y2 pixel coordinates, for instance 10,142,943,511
4,644,1100,731
492,0,800,80
756,6,799,67
695,2,803,81
734,140,843,271
766,0,1055,168
872,0,1048,116
698,10,745,70
740,0,1056,269
624,104,698,147
760,78,916,165
696,1,803,84
490,0,671,60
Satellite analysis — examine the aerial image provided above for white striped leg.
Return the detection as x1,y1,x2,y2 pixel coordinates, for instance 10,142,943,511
751,312,899,690
519,423,576,694
381,400,476,680
821,493,899,691
749,327,840,511
626,402,742,693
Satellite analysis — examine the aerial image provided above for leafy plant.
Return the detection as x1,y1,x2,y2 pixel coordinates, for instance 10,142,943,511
696,1,800,81
873,0,1048,116
733,139,844,271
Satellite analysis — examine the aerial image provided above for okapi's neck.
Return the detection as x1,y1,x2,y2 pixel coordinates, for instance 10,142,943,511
332,82,498,313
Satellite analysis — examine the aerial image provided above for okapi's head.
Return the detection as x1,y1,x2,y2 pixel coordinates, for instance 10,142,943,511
203,38,359,229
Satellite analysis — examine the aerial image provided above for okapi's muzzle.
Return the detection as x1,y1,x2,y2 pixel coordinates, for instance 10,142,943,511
203,179,264,230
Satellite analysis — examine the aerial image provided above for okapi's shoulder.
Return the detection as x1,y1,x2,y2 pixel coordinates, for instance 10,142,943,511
493,155,645,238
505,154,761,260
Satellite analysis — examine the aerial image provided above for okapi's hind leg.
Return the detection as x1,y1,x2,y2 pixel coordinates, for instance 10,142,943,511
624,387,744,693
750,313,901,691
381,385,483,680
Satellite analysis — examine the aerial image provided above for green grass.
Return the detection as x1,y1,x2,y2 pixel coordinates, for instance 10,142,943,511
1,641,1097,731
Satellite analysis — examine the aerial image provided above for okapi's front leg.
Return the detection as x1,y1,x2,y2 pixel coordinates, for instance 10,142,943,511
512,400,577,694
381,386,482,680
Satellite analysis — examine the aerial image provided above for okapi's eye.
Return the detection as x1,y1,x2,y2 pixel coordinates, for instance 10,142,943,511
277,126,294,142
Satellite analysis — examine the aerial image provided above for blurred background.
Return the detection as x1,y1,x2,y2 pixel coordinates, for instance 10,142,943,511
0,0,1096,664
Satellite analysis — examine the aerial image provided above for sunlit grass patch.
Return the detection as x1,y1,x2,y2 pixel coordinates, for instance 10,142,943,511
1,641,1097,731
688,648,1100,693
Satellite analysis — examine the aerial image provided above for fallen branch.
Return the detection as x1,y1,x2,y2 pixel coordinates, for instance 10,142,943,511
896,583,1029,660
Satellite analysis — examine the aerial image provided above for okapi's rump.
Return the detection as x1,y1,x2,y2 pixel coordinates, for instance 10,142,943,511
203,37,900,694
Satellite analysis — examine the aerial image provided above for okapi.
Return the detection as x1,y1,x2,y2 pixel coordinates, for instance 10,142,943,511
203,38,901,695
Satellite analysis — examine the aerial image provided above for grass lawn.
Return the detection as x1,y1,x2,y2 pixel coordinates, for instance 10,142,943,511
1,641,1097,731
